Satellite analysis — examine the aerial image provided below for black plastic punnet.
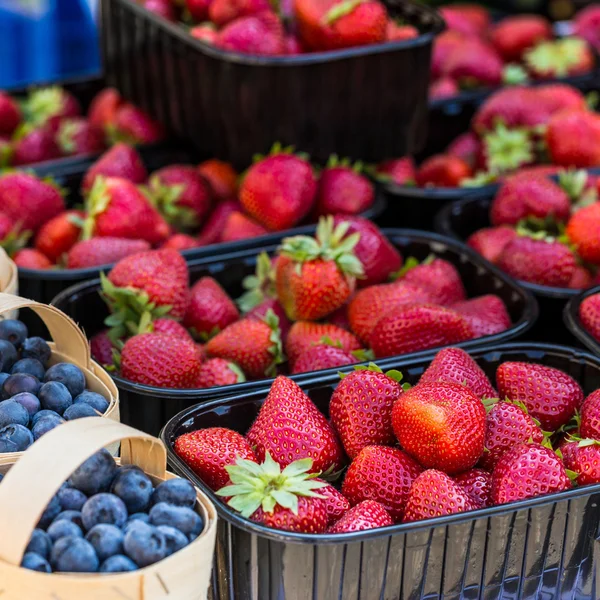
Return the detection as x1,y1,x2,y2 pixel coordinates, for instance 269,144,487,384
564,285,600,354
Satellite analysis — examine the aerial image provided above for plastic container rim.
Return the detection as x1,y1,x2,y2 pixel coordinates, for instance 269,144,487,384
563,284,600,353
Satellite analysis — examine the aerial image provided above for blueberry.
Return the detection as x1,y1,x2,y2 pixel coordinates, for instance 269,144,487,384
38,381,72,415
2,373,40,399
47,519,83,542
0,400,29,428
111,468,153,513
31,409,61,426
157,525,189,556
127,512,150,525
32,414,64,440
57,487,87,511
0,373,9,388
0,472,3,482
85,524,124,562
51,536,99,573
123,519,150,535
11,358,45,380
0,439,18,453
149,503,202,538
25,529,52,559
69,449,117,495
37,495,61,529
74,391,109,414
82,493,128,530
0,339,17,372
44,363,85,398
53,510,84,529
21,552,51,573
99,554,138,573
123,523,168,567
0,424,33,451
22,337,52,366
63,403,98,420
151,479,196,509
0,320,28,348
12,392,40,417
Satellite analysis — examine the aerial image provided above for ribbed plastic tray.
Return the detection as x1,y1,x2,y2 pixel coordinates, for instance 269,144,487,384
564,285,600,355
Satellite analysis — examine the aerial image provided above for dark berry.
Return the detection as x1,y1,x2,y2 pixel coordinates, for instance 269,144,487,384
149,503,202,538
0,320,28,348
63,403,98,420
2,373,40,398
0,438,18,452
85,524,124,561
21,552,51,572
69,449,117,495
21,337,51,366
126,513,150,526
0,339,17,372
12,392,40,417
151,479,196,509
11,358,45,380
57,487,87,511
0,373,9,388
47,519,83,542
38,381,72,415
157,525,189,556
51,536,99,572
99,554,137,573
44,363,85,397
0,423,33,451
123,523,168,567
81,493,128,530
37,495,61,529
25,529,52,559
0,399,30,428
74,391,109,414
31,409,61,426
53,510,84,529
111,468,153,513
32,414,64,440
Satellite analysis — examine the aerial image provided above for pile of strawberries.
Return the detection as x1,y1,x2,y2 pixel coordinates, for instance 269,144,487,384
378,82,600,188
141,0,419,55
0,86,163,167
578,292,600,342
173,346,600,533
465,168,600,289
90,217,512,389
0,144,375,270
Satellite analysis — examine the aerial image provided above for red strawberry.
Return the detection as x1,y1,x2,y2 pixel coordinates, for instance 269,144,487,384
120,332,204,388
467,226,518,264
197,200,240,245
24,86,80,132
497,236,576,288
561,438,600,485
547,109,600,169
429,76,460,100
174,427,257,491
291,344,356,374
568,266,593,290
240,150,317,230
67,237,151,269
0,172,65,233
88,88,122,129
490,15,552,62
83,177,170,245
13,249,52,270
567,203,600,264
285,34,304,54
452,295,511,337
392,382,486,474
216,13,286,55
150,317,194,341
209,0,270,26
415,154,472,188
90,329,115,366
196,358,245,387
446,132,481,168
342,445,421,522
247,298,291,341
197,159,238,202
161,233,199,251
150,164,213,230
184,277,239,339
313,158,375,217
419,347,497,399
386,21,418,42
574,5,600,53
454,468,492,508
332,215,402,287
11,125,61,165
56,117,106,157
438,4,489,36
526,38,594,80
376,157,416,186
82,143,147,193
0,214,14,243
190,23,219,43
314,478,350,525
186,0,211,20
112,104,164,145
491,443,571,504
496,361,584,431
535,84,587,117
326,303,351,330
145,0,177,19
246,375,344,474
443,39,504,88
580,389,600,440
220,211,268,242
275,217,363,321
330,365,405,459
34,209,84,263
328,500,392,533
0,92,20,136
579,293,600,342
252,496,328,533
432,30,467,79
205,311,283,378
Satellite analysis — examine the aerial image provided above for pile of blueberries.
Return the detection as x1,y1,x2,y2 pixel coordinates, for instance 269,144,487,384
0,319,110,452
9,449,202,573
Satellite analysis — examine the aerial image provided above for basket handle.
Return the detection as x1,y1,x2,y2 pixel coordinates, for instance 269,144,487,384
0,417,168,566
0,292,90,368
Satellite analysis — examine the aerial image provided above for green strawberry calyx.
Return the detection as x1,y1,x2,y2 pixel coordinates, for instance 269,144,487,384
460,171,498,188
0,223,31,257
252,141,309,164
501,64,530,86
22,86,64,127
216,452,327,518
227,361,247,383
324,0,365,25
390,254,433,280
57,119,80,155
147,175,198,230
237,252,277,313
263,309,285,377
350,348,375,362
82,176,112,240
325,154,365,174
559,169,598,208
340,362,410,389
483,123,534,176
525,38,588,78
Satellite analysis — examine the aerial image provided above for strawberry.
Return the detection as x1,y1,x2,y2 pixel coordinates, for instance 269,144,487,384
90,329,115,366
429,77,460,100
285,321,361,366
392,382,486,474
568,266,593,290
13,249,52,270
209,0,270,26
559,438,600,486
579,293,600,342
111,104,164,145
56,117,106,157
466,226,517,264
221,211,268,242
294,0,387,52
342,445,422,522
534,84,587,117
82,177,170,245
446,132,481,168
240,149,317,230
184,276,239,339
419,347,497,399
236,252,278,314
190,23,219,43
574,5,600,53
34,209,84,263
291,344,356,375
186,0,211,20
438,4,489,36
252,496,328,533
23,86,80,132
415,154,471,188
314,478,350,525
161,233,199,251
120,332,204,388
477,121,536,176
11,124,61,165
497,236,576,288
330,364,405,459
547,110,600,169
150,164,213,230
490,15,552,62
197,200,240,245
145,0,177,19
491,443,571,504
275,217,363,321
443,39,504,88
326,303,350,330
0,214,14,243
454,468,492,508
567,203,600,264
149,317,194,340
328,500,392,533
246,375,344,474
332,215,402,287
496,361,584,431
386,21,418,42
0,172,65,233
432,30,467,80
174,427,257,491
67,237,151,269
403,470,476,523
0,92,21,136
452,295,511,337
82,143,147,193
197,159,238,202
247,298,291,341
196,358,245,387
285,35,304,54
580,389,600,440
205,310,283,378
88,88,122,129
313,157,375,217
376,157,416,186
525,38,594,80
216,13,286,55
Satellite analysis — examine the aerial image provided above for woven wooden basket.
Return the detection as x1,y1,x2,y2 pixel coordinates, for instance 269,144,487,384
0,249,18,320
0,417,218,599
0,293,120,459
